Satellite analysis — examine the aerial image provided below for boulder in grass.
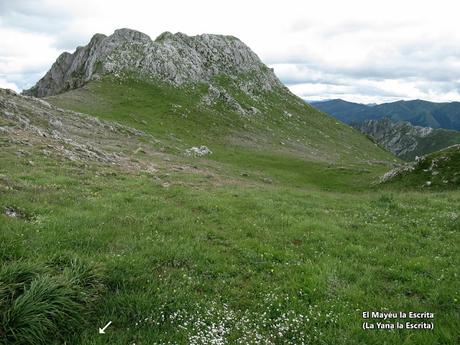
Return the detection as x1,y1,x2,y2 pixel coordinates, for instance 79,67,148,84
185,146,212,157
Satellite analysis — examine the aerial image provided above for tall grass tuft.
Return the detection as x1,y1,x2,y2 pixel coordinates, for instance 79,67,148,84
0,258,104,344
0,262,44,305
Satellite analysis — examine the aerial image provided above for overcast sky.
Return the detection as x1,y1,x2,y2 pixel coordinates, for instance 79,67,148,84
1,0,459,103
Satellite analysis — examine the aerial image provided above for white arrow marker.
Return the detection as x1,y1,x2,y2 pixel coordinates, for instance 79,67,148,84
98,321,112,334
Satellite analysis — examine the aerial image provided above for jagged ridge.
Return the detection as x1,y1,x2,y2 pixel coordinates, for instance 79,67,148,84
24,28,282,97
353,118,460,160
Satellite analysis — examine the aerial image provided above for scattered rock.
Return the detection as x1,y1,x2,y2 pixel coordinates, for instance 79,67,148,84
379,164,415,183
249,106,260,114
133,147,146,154
283,111,293,118
143,165,158,174
0,88,158,168
4,206,25,219
200,84,248,114
16,150,27,157
185,146,212,157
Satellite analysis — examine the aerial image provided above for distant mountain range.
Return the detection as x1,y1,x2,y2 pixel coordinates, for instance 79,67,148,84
310,99,460,131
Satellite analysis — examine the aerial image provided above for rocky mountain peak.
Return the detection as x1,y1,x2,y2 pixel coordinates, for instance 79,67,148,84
23,28,282,97
111,28,151,43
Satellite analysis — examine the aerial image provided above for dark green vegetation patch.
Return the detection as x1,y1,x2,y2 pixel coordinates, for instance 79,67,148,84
0,258,104,345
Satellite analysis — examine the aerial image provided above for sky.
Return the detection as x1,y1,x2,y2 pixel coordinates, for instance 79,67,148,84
1,0,460,104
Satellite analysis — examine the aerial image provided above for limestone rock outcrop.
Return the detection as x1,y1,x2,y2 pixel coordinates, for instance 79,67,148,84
23,28,282,97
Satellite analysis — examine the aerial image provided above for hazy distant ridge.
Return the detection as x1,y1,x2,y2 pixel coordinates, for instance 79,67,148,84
310,99,460,131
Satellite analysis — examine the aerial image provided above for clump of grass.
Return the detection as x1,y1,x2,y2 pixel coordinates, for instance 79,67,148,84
0,262,44,306
377,193,394,204
374,193,399,210
0,258,105,345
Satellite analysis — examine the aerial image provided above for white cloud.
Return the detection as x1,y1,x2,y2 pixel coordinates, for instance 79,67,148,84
0,0,459,102
0,78,20,92
0,26,61,89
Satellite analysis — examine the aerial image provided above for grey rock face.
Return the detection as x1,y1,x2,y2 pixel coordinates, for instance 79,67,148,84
200,84,248,114
23,28,282,97
353,118,433,157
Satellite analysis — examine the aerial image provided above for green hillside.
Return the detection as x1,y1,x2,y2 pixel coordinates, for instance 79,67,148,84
1,28,459,345
47,75,395,169
381,144,460,189
1,81,459,345
408,130,460,160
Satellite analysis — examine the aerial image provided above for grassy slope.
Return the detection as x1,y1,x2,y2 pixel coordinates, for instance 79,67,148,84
47,76,401,195
1,138,458,344
47,76,395,166
384,145,460,190
400,130,460,161
1,78,459,344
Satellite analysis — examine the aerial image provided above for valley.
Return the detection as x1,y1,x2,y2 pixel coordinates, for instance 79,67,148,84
0,29,459,345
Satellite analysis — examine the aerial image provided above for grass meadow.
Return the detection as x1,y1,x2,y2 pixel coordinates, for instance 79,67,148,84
1,137,458,344
1,77,458,344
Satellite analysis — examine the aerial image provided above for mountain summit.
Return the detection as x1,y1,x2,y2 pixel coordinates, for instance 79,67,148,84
24,28,282,97
21,28,395,166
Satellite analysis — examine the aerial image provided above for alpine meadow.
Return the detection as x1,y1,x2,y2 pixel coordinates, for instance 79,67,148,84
1,27,459,345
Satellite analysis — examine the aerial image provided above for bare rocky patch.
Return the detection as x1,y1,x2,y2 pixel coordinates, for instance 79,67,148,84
2,205,33,221
0,88,168,173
